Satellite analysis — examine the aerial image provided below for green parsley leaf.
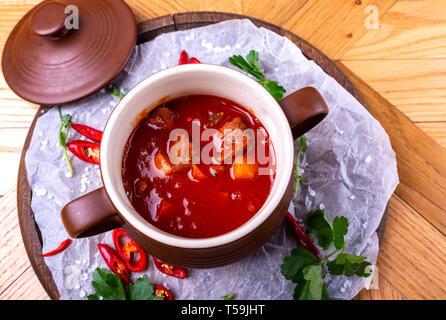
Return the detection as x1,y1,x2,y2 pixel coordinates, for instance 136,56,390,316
88,268,126,300
333,216,349,250
229,50,286,100
302,264,324,300
245,50,263,77
327,260,344,275
281,246,319,283
107,83,126,99
259,80,287,101
128,275,161,300
58,106,74,175
344,261,372,277
305,209,333,250
294,135,308,198
327,253,371,278
299,135,308,152
221,293,236,300
293,280,311,300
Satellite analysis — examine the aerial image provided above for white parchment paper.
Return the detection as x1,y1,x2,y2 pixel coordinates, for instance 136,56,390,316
25,19,398,300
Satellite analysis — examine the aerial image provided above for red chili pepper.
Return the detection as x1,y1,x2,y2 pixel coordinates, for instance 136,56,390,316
112,228,147,272
97,244,131,284
40,239,72,257
286,212,322,260
71,123,103,142
67,140,100,164
178,50,189,65
189,57,200,64
153,257,187,279
154,284,174,300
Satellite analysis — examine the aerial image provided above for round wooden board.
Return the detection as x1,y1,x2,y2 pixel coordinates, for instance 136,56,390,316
17,12,388,300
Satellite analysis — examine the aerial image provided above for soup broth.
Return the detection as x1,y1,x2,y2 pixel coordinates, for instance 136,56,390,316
122,95,275,238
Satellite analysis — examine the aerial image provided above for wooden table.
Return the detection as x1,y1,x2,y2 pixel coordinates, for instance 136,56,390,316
1,0,445,300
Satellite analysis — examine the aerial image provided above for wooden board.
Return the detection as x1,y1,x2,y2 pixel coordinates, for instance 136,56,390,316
17,12,389,300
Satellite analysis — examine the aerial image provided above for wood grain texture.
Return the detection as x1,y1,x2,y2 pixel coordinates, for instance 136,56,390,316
343,0,446,59
0,186,31,293
281,0,397,59
377,194,446,299
416,122,446,149
355,274,405,300
341,59,446,122
1,267,49,300
336,61,446,235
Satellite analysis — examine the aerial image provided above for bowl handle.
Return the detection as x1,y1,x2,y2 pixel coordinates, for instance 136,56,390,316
61,187,123,238
278,87,329,139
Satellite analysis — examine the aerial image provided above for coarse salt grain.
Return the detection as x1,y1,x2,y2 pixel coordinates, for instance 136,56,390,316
82,258,88,265
364,155,372,163
340,287,346,293
75,260,81,265
309,190,316,197
79,290,86,298
319,203,325,210
38,131,44,137
35,187,47,197
47,194,53,200
349,195,355,200
65,172,73,178
74,284,80,289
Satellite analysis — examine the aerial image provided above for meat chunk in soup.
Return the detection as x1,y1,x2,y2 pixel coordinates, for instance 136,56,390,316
218,117,250,163
147,106,177,129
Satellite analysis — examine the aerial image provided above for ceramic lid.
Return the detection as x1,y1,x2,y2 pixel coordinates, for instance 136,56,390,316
2,0,137,105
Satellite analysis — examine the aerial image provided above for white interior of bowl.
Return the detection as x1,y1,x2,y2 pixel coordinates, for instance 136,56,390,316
101,64,294,249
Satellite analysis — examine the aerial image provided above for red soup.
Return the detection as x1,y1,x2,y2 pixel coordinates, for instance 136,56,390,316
122,95,275,238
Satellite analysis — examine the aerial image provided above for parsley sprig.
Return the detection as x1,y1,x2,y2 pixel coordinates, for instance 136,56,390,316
229,50,286,100
87,268,161,300
58,106,74,175
221,293,236,300
281,210,372,300
107,83,127,99
294,135,307,198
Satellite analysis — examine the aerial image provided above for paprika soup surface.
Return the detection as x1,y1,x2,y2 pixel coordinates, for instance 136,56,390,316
122,95,275,238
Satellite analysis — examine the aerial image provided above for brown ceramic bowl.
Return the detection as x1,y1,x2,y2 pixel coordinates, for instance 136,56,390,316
61,64,328,268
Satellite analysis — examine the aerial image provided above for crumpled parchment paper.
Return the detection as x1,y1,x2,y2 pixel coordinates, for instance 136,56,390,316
24,19,398,300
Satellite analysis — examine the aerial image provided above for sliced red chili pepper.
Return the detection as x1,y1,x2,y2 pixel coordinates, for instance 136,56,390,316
67,140,100,165
71,123,103,142
178,50,189,65
154,284,174,300
286,212,322,260
112,228,147,272
40,239,72,257
189,57,200,64
153,257,187,279
97,243,131,284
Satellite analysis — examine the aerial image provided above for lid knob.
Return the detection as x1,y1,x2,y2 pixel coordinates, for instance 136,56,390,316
30,1,68,39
